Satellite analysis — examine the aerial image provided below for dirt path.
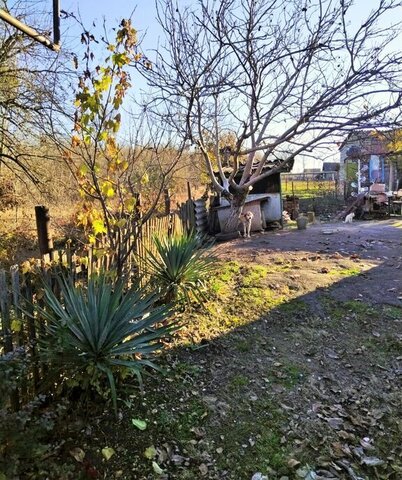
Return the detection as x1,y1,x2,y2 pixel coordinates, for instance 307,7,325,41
215,219,402,306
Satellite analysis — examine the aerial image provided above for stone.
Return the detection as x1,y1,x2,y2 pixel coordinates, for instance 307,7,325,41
251,473,268,480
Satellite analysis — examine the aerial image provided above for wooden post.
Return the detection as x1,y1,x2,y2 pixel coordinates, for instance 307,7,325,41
164,188,171,215
187,182,192,201
35,206,53,256
134,193,142,219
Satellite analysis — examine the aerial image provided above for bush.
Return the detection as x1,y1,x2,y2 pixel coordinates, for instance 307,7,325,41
39,274,175,412
0,397,74,479
141,232,215,305
0,348,29,410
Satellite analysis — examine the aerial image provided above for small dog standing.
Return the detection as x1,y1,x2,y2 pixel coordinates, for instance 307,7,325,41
344,212,355,224
240,211,254,237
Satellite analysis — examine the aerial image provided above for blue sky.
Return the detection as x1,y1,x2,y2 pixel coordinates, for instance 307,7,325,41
53,1,402,171
62,0,162,51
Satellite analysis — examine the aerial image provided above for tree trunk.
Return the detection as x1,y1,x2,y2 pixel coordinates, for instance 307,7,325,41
222,189,248,233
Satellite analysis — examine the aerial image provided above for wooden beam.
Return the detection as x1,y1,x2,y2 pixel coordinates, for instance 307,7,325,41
0,8,60,52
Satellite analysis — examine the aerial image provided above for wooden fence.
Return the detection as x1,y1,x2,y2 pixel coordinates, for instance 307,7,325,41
0,204,197,410
281,172,340,199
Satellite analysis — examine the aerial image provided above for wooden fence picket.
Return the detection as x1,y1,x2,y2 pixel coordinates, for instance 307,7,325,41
0,269,12,353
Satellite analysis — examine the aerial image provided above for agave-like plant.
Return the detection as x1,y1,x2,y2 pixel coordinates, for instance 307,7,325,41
141,232,215,305
39,275,174,412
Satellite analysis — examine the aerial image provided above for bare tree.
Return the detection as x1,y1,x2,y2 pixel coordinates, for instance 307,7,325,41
0,0,71,185
142,0,402,231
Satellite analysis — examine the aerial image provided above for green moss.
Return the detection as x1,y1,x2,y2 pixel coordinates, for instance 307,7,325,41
230,374,249,390
383,305,402,320
165,398,206,441
241,265,269,288
277,300,310,315
210,278,230,295
322,298,374,320
267,362,306,389
219,261,241,281
328,267,361,276
364,335,402,356
235,338,253,353
214,398,289,476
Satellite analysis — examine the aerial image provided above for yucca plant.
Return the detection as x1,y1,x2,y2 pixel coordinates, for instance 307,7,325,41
141,232,215,305
38,274,174,412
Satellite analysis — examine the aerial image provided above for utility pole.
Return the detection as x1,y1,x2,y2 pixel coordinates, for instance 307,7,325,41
0,1,61,52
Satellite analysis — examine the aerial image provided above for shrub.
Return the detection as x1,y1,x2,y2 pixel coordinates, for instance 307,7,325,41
39,274,175,412
0,398,73,479
0,348,28,410
141,232,215,305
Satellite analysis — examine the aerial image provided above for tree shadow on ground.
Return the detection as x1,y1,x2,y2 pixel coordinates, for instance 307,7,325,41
92,249,401,479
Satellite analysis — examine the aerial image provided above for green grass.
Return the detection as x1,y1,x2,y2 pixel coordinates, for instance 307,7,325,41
229,374,249,390
383,305,402,320
260,360,307,390
214,397,290,477
328,266,361,276
241,265,269,287
282,179,337,199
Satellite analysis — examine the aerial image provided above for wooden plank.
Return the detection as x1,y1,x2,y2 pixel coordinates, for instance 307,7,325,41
22,276,40,392
10,265,25,347
10,265,24,409
0,269,13,353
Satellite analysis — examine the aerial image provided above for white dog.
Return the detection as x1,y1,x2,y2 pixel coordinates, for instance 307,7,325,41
240,211,254,237
344,212,355,223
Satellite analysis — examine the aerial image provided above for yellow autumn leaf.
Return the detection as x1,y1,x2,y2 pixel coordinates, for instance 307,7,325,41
11,319,22,333
144,446,157,459
92,219,107,235
79,256,89,267
21,261,31,274
115,218,127,228
79,164,89,176
124,197,136,213
101,181,115,198
141,172,149,185
94,75,112,92
98,131,108,142
101,447,115,461
76,211,88,227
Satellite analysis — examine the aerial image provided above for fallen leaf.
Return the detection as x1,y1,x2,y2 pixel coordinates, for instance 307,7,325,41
70,447,85,463
132,419,147,430
288,458,301,468
152,461,164,475
359,438,375,451
144,446,157,459
199,463,208,476
327,417,343,429
171,454,185,465
361,456,385,467
102,447,115,461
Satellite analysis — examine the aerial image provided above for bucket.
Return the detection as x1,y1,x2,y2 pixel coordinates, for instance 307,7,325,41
307,211,315,223
296,215,308,230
